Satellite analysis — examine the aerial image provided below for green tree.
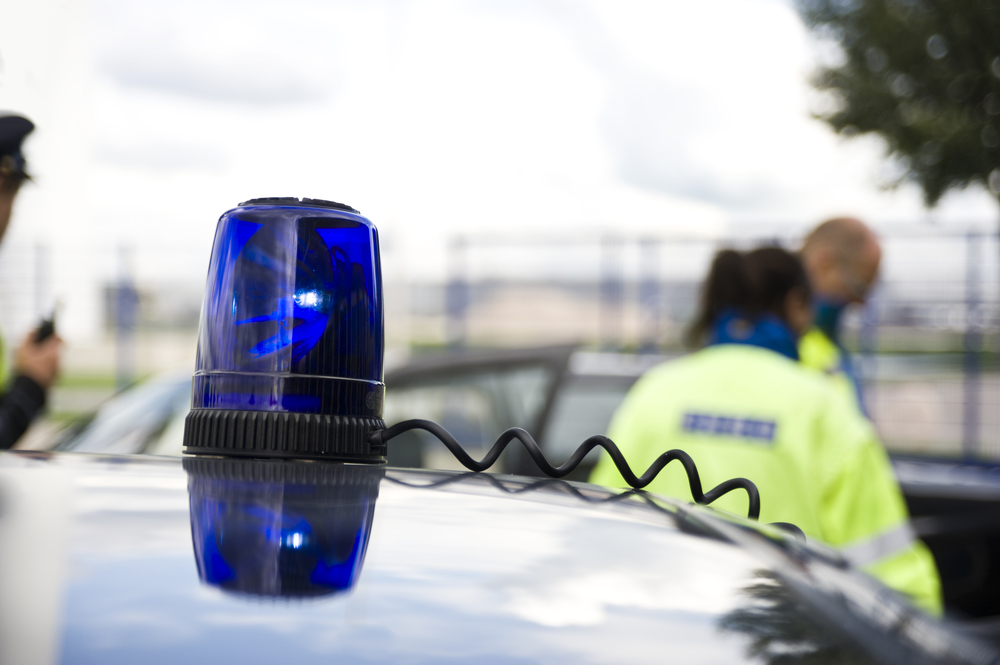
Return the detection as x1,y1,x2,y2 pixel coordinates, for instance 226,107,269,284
795,0,1000,206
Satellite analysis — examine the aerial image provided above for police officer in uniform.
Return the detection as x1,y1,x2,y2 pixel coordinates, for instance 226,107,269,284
589,247,941,614
798,217,881,413
0,114,62,449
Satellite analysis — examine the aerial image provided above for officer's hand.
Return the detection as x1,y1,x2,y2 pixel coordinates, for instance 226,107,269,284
15,330,62,390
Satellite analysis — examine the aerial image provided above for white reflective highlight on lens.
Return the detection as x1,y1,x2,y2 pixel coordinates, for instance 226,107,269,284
284,532,305,549
294,290,322,309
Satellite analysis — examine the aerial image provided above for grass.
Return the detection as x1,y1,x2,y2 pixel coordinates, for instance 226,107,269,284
53,372,155,390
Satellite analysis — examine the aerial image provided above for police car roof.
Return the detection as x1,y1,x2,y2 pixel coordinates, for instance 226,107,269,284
0,451,989,665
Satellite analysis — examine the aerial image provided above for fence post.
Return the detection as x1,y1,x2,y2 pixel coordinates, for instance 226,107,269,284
115,246,139,391
962,232,982,460
599,236,624,350
858,284,879,416
638,237,661,352
445,236,468,348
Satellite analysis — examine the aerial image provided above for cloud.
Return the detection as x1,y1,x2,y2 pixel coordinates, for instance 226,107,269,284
96,141,228,173
532,2,782,210
94,0,335,106
101,50,328,106
601,70,779,208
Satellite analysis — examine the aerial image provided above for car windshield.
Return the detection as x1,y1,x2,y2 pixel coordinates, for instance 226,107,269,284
55,375,191,455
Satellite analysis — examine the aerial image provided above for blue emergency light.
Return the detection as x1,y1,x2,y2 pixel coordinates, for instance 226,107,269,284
179,199,761,523
183,198,386,462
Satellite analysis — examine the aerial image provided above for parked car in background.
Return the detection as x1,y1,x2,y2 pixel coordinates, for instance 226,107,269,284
47,345,1000,637
50,371,192,457
51,346,668,480
380,346,670,478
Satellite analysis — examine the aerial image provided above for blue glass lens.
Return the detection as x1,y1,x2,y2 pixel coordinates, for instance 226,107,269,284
192,203,384,417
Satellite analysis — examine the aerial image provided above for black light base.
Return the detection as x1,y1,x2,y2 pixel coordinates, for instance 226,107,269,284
183,409,387,463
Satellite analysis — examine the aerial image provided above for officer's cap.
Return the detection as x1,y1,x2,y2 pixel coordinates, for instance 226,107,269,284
0,114,35,181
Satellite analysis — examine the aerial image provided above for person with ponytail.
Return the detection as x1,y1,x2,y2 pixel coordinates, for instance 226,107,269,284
590,246,942,615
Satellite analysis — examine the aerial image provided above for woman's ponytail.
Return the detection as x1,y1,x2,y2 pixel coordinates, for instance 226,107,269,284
686,249,753,347
686,246,811,348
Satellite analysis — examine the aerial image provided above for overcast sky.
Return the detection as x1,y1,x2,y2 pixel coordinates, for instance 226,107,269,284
1,0,998,337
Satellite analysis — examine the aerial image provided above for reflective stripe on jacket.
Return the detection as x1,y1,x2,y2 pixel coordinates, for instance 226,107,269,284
588,344,942,614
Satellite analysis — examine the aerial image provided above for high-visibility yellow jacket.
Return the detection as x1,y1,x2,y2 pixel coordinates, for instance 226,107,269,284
799,327,861,412
589,344,942,614
0,330,8,387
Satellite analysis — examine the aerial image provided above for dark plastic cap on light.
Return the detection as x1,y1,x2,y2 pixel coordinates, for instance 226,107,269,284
183,198,386,462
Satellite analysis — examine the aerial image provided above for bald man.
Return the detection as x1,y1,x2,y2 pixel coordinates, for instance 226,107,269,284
0,114,62,449
799,217,881,414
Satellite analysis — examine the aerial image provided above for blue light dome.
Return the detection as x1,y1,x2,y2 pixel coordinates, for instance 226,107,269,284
183,198,386,462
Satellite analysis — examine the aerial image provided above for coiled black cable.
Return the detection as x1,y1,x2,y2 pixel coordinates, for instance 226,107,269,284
369,419,761,520
386,473,807,546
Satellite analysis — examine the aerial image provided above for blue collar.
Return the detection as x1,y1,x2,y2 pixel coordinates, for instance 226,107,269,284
707,311,800,361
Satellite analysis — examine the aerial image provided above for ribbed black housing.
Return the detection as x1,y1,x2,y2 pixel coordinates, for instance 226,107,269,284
183,409,386,462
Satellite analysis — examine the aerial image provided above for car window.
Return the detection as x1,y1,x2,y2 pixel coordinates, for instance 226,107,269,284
500,364,551,428
542,377,636,477
387,378,503,443
383,363,555,470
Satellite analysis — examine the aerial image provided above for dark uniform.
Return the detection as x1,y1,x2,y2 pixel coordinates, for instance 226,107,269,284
0,115,50,449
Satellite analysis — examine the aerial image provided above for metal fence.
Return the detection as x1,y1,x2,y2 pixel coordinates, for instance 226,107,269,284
0,228,996,461
442,228,1000,462
0,242,206,390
